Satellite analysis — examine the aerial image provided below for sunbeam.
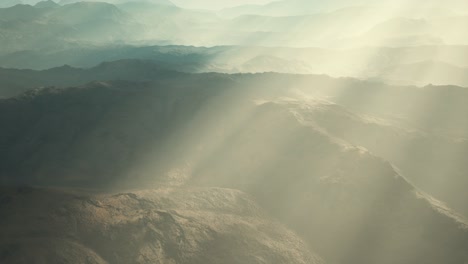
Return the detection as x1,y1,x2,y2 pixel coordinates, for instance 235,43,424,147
0,1,467,264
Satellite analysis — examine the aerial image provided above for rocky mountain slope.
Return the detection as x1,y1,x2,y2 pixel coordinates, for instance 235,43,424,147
0,186,321,264
1,70,468,263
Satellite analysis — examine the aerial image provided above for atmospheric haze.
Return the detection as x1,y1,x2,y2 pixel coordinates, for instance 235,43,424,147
1,1,468,264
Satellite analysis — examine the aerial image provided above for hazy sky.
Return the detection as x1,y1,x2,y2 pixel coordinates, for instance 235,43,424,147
171,0,274,10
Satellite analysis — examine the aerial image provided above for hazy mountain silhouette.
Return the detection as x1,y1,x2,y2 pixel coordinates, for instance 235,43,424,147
218,0,358,17
0,60,184,98
2,45,468,87
1,1,468,49
377,60,468,86
0,0,175,7
34,0,59,8
220,0,468,17
0,2,142,54
59,0,174,5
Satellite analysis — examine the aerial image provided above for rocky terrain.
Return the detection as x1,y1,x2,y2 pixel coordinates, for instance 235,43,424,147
0,186,322,264
1,72,468,263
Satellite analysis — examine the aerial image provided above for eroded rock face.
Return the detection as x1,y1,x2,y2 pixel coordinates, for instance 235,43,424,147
0,186,323,264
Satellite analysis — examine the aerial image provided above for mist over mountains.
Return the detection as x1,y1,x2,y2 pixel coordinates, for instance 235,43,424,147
219,0,468,17
2,44,468,87
0,0,174,7
1,0,468,50
1,0,468,88
1,0,468,263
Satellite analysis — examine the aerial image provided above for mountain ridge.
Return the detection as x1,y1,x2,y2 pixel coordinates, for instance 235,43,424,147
1,77,467,264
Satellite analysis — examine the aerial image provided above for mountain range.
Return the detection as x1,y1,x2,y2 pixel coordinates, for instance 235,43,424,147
1,1,468,263
2,59,468,216
1,1,468,50
1,65,468,263
0,0,175,7
219,0,468,17
0,2,142,55
2,44,468,87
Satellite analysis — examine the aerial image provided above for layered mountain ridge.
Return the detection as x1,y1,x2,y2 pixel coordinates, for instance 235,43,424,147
2,45,468,87
1,0,468,50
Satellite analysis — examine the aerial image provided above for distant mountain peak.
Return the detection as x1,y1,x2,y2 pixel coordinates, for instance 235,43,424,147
34,0,59,8
58,0,174,6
